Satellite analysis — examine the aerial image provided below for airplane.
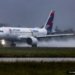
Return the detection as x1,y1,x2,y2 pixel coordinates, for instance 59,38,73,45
0,10,74,47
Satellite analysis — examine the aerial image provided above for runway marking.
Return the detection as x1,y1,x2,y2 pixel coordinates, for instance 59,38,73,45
0,57,75,62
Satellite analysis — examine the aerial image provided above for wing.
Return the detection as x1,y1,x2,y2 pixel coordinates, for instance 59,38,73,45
17,33,75,41
37,33,75,38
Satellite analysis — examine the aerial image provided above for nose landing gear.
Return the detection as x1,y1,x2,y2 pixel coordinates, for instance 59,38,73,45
0,39,16,47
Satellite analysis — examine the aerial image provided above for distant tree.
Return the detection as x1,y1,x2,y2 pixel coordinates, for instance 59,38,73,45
0,23,10,27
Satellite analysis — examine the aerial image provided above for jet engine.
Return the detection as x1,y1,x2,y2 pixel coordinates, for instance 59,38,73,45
26,37,38,47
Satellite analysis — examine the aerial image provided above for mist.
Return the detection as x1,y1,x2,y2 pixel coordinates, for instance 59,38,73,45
38,38,75,47
16,37,75,47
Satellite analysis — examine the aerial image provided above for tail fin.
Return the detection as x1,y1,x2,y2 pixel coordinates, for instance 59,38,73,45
44,10,55,34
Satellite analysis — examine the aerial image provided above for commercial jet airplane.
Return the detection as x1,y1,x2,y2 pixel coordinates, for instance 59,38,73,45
0,10,74,47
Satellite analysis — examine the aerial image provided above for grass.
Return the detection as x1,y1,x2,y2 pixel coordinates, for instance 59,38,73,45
0,62,75,75
0,47,75,57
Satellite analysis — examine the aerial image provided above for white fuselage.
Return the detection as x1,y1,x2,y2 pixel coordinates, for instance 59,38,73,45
0,27,47,41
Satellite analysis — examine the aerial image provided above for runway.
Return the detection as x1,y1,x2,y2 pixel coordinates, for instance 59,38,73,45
0,57,75,62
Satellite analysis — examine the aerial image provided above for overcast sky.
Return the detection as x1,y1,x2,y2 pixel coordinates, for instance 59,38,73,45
0,0,75,30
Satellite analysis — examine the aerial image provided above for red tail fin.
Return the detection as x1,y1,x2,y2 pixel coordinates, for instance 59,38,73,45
44,10,55,34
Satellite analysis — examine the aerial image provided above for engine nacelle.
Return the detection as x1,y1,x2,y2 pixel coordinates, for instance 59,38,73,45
26,37,38,46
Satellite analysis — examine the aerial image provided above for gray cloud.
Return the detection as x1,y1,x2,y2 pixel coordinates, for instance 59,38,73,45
0,0,74,30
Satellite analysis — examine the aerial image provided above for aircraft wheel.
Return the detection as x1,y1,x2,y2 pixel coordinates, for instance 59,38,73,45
0,39,16,47
10,42,16,47
32,44,37,47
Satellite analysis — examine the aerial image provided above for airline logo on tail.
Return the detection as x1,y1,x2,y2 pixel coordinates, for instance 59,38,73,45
45,10,55,34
